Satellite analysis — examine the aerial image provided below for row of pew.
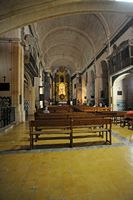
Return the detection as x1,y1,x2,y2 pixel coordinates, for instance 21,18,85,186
29,105,133,149
30,113,112,149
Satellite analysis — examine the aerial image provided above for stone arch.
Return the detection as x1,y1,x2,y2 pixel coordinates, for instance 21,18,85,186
0,1,133,34
112,72,133,111
95,13,110,39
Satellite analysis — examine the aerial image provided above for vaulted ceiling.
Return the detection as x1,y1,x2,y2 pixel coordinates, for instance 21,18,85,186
35,12,129,74
0,0,133,75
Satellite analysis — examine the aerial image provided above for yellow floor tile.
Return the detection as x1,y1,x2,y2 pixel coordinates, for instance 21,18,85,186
0,119,133,199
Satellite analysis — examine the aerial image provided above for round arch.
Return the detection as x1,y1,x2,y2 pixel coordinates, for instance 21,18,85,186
112,73,130,111
1,1,133,34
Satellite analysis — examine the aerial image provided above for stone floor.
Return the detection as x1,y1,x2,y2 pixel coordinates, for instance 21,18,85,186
0,118,133,200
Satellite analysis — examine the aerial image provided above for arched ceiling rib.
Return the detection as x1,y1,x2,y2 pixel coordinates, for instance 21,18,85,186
0,0,132,75
40,25,96,72
95,13,111,38
44,43,83,56
36,13,123,73
40,26,95,54
0,1,133,34
102,13,129,38
44,43,88,66
48,56,78,73
46,53,82,68
45,43,91,66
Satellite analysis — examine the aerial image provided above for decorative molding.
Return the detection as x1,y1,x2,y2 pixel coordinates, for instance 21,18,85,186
0,38,20,43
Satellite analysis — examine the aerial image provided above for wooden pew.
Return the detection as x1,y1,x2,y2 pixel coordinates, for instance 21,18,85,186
73,105,111,112
29,118,72,149
113,111,126,125
29,117,112,149
34,112,68,120
34,111,96,120
120,113,133,129
128,117,133,130
34,111,116,123
37,105,73,113
70,118,112,147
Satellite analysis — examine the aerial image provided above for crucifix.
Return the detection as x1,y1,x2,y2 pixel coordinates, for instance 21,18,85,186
2,76,6,83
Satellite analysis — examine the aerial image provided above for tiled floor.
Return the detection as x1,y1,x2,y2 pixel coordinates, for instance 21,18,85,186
0,119,133,200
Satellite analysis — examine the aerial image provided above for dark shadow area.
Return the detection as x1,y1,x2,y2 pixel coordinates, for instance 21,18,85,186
29,141,107,150
0,141,109,154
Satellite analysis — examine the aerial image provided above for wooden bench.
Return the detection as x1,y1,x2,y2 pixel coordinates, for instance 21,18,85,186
29,118,72,149
73,105,111,112
34,111,96,121
37,105,73,113
120,113,133,129
70,118,112,147
128,117,133,130
29,117,112,149
113,111,126,125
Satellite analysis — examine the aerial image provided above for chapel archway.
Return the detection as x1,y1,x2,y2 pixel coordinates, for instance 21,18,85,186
112,73,133,111
52,67,71,105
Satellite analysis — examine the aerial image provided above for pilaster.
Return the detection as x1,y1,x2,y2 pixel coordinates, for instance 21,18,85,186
95,75,103,105
11,42,25,122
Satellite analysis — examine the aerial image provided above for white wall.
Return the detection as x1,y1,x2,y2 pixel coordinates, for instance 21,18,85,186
113,73,129,111
0,42,11,96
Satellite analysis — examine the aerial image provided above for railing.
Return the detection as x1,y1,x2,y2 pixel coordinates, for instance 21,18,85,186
0,107,15,129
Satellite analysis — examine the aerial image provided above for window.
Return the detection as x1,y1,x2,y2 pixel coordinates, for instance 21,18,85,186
117,91,122,95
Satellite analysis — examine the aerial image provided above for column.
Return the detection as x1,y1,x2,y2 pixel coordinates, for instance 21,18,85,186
11,41,25,123
95,75,103,106
28,86,36,115
76,73,82,104
44,71,51,104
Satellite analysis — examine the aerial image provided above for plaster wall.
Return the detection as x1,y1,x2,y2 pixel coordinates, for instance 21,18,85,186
113,74,128,111
0,42,11,97
111,27,133,49
1,29,21,39
82,73,86,104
